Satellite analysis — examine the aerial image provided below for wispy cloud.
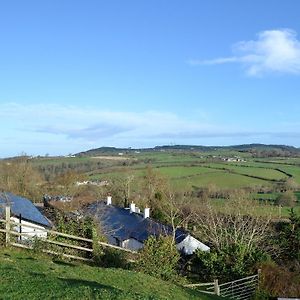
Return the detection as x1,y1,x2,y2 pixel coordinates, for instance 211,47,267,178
0,102,218,141
188,29,300,76
0,102,258,142
1,102,300,156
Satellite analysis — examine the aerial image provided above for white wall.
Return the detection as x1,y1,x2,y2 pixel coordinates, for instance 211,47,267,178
10,217,47,241
176,234,210,255
121,238,144,251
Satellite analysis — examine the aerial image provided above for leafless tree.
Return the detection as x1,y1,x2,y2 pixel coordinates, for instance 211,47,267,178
156,182,194,244
0,156,43,201
194,192,273,255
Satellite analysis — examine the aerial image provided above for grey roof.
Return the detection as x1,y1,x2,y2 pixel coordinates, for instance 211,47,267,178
0,192,51,227
86,202,187,244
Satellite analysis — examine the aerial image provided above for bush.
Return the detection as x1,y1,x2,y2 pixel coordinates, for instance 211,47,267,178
136,236,181,282
275,191,296,207
191,245,269,282
258,261,300,297
99,247,128,269
274,208,300,261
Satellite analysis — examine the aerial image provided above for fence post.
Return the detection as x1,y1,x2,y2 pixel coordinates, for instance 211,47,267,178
214,279,220,296
257,269,262,289
5,205,10,246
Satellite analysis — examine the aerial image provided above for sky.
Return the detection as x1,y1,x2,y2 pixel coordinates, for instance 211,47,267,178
1,0,300,157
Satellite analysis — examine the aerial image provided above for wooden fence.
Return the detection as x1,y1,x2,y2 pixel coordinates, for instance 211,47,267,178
0,205,137,262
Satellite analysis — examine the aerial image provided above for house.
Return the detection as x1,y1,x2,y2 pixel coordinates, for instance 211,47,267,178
43,194,73,205
86,196,210,255
0,192,52,240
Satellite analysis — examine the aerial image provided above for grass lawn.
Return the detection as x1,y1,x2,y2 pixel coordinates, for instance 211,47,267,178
0,248,217,300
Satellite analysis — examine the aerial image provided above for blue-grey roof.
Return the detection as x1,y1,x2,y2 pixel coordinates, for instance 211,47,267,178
0,192,51,227
86,202,187,244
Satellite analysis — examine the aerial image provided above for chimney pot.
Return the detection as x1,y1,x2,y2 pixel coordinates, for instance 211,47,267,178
130,202,136,213
144,207,150,218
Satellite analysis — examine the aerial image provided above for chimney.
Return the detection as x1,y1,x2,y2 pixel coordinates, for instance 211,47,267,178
143,207,150,219
130,202,136,213
106,196,112,205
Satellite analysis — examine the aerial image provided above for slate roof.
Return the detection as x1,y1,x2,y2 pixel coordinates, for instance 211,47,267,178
86,202,188,244
0,192,51,227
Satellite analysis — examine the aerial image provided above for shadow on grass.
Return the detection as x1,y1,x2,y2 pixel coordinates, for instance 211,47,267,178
53,260,76,267
58,277,123,296
28,271,47,277
16,256,36,260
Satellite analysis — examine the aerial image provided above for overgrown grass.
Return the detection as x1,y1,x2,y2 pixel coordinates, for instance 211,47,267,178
0,248,217,300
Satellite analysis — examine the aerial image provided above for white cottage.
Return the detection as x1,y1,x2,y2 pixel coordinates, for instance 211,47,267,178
0,192,52,240
86,196,210,254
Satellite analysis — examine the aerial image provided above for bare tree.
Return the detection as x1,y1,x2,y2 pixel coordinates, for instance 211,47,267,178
194,192,273,255
0,156,43,202
160,189,194,244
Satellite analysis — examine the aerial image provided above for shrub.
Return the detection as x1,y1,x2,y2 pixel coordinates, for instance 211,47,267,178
275,191,296,207
136,236,181,282
258,261,300,297
274,208,300,261
99,247,128,269
191,245,269,282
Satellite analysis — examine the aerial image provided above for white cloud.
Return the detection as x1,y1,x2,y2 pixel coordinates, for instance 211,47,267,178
0,102,221,142
189,29,300,76
1,102,300,156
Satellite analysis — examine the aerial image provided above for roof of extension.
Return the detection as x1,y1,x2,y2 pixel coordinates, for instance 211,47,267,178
86,201,188,244
0,192,52,227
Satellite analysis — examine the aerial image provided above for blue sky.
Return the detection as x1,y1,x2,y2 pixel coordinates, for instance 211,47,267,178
1,1,300,157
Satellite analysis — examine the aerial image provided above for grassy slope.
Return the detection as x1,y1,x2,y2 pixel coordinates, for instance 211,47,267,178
0,248,216,300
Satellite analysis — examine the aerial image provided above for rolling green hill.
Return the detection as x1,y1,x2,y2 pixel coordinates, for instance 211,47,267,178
75,144,300,157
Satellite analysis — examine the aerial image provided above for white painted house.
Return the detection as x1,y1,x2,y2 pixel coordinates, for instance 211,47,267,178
0,192,52,240
86,196,210,254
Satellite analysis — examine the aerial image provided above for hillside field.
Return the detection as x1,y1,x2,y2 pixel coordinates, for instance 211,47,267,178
0,248,216,300
30,148,300,217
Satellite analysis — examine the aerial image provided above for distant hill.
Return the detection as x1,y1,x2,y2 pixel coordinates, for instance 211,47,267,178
76,144,300,158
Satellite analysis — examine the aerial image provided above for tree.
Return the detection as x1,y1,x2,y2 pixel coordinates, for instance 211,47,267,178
0,156,43,202
284,178,300,191
157,188,194,244
196,195,272,254
275,208,300,261
192,194,272,281
108,171,137,207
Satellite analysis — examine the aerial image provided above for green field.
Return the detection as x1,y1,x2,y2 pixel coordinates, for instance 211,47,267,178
171,171,271,190
204,163,287,181
0,248,215,300
33,150,300,190
32,150,300,202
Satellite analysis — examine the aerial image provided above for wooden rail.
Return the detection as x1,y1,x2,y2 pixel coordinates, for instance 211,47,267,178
0,218,137,254
0,211,137,262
